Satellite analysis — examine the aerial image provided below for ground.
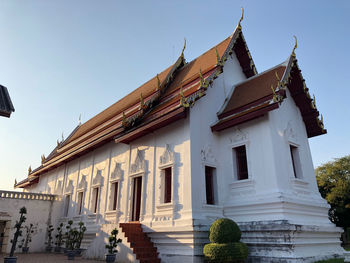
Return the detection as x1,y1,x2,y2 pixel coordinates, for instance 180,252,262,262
0,253,103,262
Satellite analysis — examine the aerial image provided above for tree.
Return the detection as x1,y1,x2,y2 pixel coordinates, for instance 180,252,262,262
316,155,350,230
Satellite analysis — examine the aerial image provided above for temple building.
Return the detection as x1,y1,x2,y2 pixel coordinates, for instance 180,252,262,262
13,14,344,263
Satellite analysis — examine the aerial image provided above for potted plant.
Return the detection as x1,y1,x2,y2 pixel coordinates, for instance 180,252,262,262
74,221,86,257
18,223,36,253
54,223,64,253
64,220,73,254
65,220,78,260
19,223,37,253
4,206,27,263
105,228,122,263
45,225,54,252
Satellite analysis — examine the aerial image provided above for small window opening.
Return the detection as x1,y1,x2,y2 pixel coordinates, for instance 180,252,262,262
112,182,119,211
91,187,99,213
234,145,248,180
290,145,302,178
205,166,216,205
77,191,83,215
163,167,172,203
64,194,70,217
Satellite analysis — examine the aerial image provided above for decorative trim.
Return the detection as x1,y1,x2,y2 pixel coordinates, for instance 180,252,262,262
200,144,217,163
77,175,87,191
110,162,123,182
92,169,104,187
284,121,298,143
159,144,175,167
229,128,248,144
64,179,74,194
130,149,145,175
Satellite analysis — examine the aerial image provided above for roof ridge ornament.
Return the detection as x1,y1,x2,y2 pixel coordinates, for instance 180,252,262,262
156,74,161,91
199,69,208,89
292,35,298,57
236,7,244,30
41,154,46,164
180,38,186,59
179,88,190,108
28,165,32,175
78,114,81,125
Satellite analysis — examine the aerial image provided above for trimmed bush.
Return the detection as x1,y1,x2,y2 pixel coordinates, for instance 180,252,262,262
203,242,249,263
209,218,241,243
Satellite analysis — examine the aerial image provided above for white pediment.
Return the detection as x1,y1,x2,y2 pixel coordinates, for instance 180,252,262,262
229,128,248,144
130,149,145,174
92,169,104,187
64,179,74,194
110,162,123,181
77,175,87,191
159,144,174,166
55,180,62,195
200,144,216,163
284,121,298,142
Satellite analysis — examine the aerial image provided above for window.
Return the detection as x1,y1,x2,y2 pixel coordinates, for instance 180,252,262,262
290,145,302,178
91,187,99,213
205,166,216,205
163,167,172,203
234,145,248,180
77,191,84,215
64,195,70,217
111,182,119,211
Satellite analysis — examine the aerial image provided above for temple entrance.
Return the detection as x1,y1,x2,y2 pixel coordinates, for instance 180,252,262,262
131,176,142,221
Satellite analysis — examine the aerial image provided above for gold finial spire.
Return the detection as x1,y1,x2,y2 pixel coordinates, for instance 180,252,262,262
237,7,244,30
57,139,60,148
61,132,64,142
41,154,46,164
181,38,186,59
28,166,32,175
78,114,81,125
292,35,298,57
14,179,17,186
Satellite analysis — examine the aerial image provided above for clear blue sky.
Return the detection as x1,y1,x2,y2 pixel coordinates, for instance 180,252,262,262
0,1,349,191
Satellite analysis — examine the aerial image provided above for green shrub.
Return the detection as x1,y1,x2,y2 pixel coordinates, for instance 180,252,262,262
209,218,241,243
203,242,248,263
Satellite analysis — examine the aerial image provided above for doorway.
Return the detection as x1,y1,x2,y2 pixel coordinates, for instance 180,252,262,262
0,221,6,253
131,176,142,221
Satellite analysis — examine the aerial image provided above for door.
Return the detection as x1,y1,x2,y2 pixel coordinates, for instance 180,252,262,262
131,176,142,221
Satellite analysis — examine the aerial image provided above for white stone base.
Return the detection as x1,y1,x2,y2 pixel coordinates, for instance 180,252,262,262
344,251,350,263
239,220,345,263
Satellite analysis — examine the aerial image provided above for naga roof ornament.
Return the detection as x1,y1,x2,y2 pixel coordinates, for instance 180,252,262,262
292,35,298,57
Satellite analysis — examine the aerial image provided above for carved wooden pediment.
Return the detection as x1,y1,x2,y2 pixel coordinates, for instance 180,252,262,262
130,149,145,174
159,144,174,166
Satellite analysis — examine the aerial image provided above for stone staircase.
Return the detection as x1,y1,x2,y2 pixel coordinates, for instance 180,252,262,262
119,222,161,263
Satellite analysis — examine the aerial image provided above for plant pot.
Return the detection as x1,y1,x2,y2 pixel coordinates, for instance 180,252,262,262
4,257,17,263
74,248,83,257
105,254,116,263
54,246,62,253
45,246,52,252
67,250,75,260
22,247,29,253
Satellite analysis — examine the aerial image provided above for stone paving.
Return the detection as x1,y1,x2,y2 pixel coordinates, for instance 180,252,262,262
0,253,103,262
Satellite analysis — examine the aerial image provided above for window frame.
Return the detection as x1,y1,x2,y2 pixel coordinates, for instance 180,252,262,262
289,143,303,179
76,191,84,215
232,143,250,181
204,165,217,205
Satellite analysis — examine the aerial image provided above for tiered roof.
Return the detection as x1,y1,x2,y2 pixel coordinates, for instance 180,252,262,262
16,22,256,188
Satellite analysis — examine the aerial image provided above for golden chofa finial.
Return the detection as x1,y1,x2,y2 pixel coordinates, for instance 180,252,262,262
237,7,244,30
78,114,81,125
56,139,60,148
292,35,298,57
181,38,186,59
14,179,17,186
271,85,278,103
41,154,46,164
28,165,32,175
